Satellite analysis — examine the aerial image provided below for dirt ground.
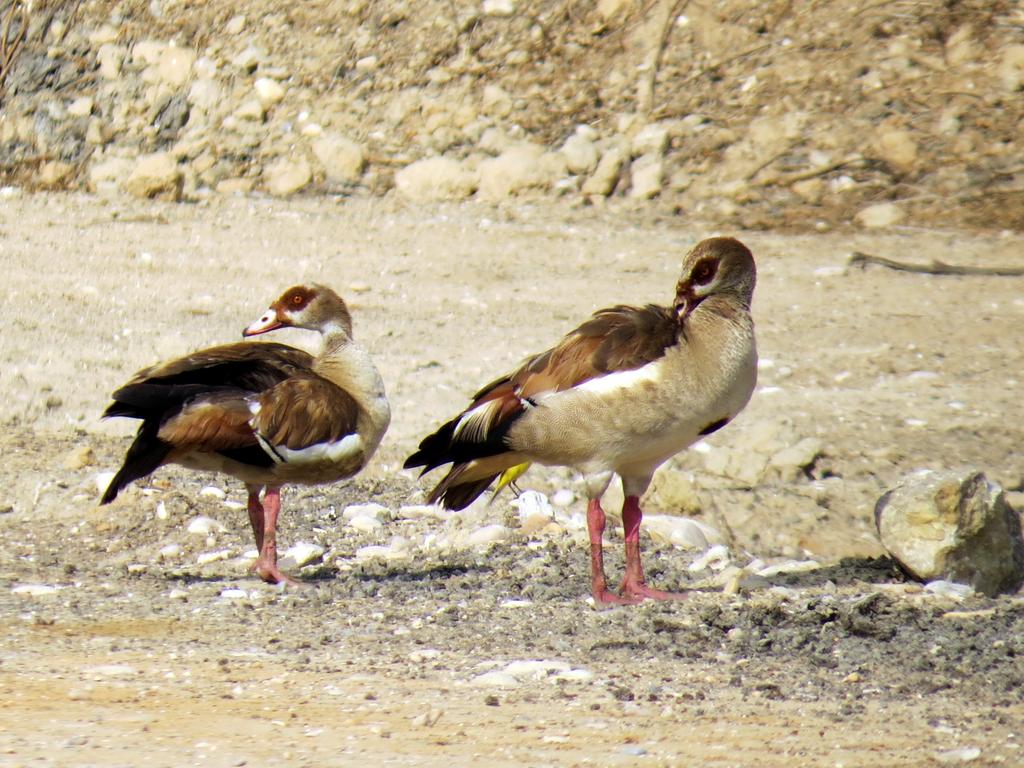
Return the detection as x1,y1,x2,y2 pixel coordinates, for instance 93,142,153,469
1,191,1023,766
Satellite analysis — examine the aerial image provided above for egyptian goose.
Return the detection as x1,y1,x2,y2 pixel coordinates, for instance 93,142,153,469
101,284,390,585
405,237,757,605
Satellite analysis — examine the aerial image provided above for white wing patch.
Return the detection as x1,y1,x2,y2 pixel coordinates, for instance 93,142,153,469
452,399,506,443
256,432,363,465
575,360,663,396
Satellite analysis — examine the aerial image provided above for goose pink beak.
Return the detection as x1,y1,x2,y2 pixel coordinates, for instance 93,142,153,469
243,310,283,337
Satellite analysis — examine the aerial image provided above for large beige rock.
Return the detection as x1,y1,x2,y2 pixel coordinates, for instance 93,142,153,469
264,156,312,196
394,157,476,201
477,145,562,200
581,146,626,196
124,153,182,200
855,202,904,229
875,470,1024,596
311,133,365,184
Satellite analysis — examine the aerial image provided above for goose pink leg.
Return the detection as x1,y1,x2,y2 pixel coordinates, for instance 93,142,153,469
251,487,299,585
587,499,642,605
246,486,265,552
619,495,688,601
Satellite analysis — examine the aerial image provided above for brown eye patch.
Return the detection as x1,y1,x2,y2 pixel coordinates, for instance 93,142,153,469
692,258,717,285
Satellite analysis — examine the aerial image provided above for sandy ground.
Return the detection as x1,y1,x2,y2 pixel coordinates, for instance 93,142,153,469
1,192,1023,767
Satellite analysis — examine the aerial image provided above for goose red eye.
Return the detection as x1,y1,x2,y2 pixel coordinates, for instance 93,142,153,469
692,259,717,285
292,294,303,305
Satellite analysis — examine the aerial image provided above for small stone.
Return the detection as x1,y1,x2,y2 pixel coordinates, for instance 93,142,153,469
94,471,117,496
124,152,182,201
187,516,227,535
38,161,75,188
63,445,95,470
643,515,719,549
561,131,599,175
225,14,246,35
343,503,390,521
483,0,516,16
158,45,195,87
219,588,247,599
97,44,126,79
875,128,918,173
620,745,647,757
395,157,477,201
466,524,512,548
11,584,61,596
280,542,325,568
471,671,520,688
934,747,981,764
551,489,575,507
999,45,1024,92
197,549,232,565
477,145,560,200
254,77,285,107
348,515,384,533
199,486,226,500
875,470,1024,596
264,156,312,196
631,123,670,157
158,543,181,561
582,146,626,196
234,99,266,121
88,158,134,194
410,708,444,727
855,202,904,228
503,660,571,678
67,97,94,117
481,84,513,118
311,133,365,184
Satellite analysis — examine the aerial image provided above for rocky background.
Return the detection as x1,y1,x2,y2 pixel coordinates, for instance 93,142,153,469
2,0,1023,231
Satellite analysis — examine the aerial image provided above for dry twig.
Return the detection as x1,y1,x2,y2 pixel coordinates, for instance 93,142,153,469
848,251,1024,277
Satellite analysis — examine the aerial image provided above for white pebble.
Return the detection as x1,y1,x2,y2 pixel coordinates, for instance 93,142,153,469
503,659,571,679
187,516,227,535
550,489,575,507
155,500,168,520
343,503,390,521
397,504,447,520
499,599,533,609
158,543,181,560
757,559,821,577
196,549,232,565
280,542,325,568
470,671,521,688
86,665,137,678
94,471,116,495
409,649,441,662
348,515,384,533
219,588,247,599
466,524,512,548
199,486,227,500
934,747,982,764
11,584,61,596
511,490,553,520
168,588,188,601
924,580,975,600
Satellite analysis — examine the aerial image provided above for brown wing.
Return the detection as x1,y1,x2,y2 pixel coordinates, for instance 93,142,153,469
126,341,315,388
251,375,361,451
473,303,679,405
158,392,258,451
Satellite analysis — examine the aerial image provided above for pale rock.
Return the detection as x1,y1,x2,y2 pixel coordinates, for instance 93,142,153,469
551,489,575,507
188,78,223,110
688,544,732,572
999,45,1024,92
561,132,599,175
397,504,447,520
597,0,631,21
280,542,325,568
87,25,119,45
630,123,670,157
199,486,226,500
311,133,365,184
232,45,265,72
348,515,384,533
11,584,61,596
158,46,195,87
757,559,821,577
234,99,265,121
216,177,255,194
944,25,977,67
643,515,721,549
629,154,663,198
187,515,228,535
132,40,165,66
395,157,477,201
874,469,1024,596
471,671,520,687
225,15,246,35
254,77,285,107
581,146,626,196
466,524,513,548
481,84,513,118
97,43,126,79
355,55,378,71
39,161,75,188
264,156,312,196
477,145,560,200
875,129,918,173
503,660,571,679
855,202,904,228
924,580,975,600
511,490,553,522
94,470,117,496
158,543,181,561
791,178,824,204
63,445,95,470
196,549,232,565
768,437,823,481
647,470,701,515
934,747,982,764
478,127,516,155
343,503,390,521
124,152,182,200
483,0,516,15
67,97,94,118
